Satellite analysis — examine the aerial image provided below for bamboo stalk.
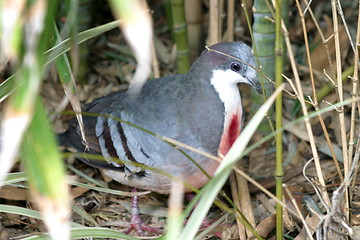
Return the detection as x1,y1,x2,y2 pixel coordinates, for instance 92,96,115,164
274,0,284,238
185,0,202,59
227,0,235,41
171,0,191,73
208,0,220,45
251,0,275,134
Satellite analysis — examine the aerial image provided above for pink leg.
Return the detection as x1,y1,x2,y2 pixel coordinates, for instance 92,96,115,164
122,189,163,236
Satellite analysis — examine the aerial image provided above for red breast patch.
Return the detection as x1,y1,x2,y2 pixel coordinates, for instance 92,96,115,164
219,113,241,156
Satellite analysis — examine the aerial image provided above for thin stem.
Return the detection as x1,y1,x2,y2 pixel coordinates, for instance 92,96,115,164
274,0,331,207
302,0,336,79
274,0,284,238
331,0,349,220
348,0,360,184
295,0,343,182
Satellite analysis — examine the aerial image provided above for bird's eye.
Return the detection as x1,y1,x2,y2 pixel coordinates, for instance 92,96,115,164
230,63,241,72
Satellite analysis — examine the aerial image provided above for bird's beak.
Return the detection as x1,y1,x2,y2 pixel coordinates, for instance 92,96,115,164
251,78,263,94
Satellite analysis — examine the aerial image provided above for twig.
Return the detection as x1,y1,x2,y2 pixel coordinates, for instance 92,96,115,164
331,0,349,220
302,0,336,79
347,0,360,184
295,0,343,182
303,159,330,214
283,184,314,240
316,144,359,240
335,0,356,53
280,0,331,206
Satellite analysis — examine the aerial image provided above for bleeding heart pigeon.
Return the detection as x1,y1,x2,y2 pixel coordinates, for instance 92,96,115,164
59,41,262,235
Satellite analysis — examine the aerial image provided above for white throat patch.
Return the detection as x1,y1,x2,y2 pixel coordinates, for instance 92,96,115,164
210,69,244,115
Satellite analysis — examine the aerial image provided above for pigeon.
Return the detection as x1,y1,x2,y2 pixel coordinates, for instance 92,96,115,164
59,41,261,235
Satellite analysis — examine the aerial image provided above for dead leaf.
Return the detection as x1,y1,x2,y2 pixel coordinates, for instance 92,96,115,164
0,186,30,201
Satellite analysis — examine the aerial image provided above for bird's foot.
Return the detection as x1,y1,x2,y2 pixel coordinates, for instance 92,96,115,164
122,190,163,236
122,213,163,235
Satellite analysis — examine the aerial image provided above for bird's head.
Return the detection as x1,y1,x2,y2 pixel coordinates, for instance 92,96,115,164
196,42,262,94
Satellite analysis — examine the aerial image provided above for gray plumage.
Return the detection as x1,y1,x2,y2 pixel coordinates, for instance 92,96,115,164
59,42,261,194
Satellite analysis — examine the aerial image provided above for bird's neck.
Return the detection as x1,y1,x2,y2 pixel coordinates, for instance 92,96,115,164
210,72,243,156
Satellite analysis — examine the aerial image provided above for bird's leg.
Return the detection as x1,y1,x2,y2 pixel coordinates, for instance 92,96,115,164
122,188,163,236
